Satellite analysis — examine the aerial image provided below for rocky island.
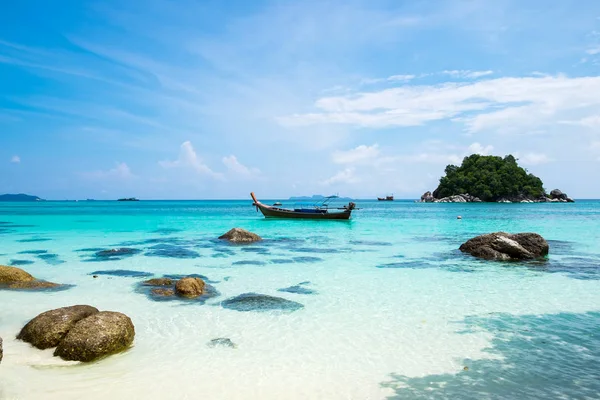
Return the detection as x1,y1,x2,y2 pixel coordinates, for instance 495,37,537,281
420,154,574,203
0,193,44,202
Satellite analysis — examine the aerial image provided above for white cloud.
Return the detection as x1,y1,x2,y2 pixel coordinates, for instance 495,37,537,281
160,141,222,179
280,75,600,134
514,152,552,165
442,70,494,79
468,142,494,155
10,155,20,163
332,144,380,164
222,155,260,177
83,162,136,180
360,74,416,86
586,46,600,55
387,74,416,82
561,115,600,128
321,168,358,186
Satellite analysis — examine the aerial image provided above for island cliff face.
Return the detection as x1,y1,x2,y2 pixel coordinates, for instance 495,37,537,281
420,154,574,203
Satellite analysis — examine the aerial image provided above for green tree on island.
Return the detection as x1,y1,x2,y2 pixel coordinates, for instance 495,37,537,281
433,154,545,201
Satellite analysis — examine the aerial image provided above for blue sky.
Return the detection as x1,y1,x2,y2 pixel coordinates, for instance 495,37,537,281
1,0,600,199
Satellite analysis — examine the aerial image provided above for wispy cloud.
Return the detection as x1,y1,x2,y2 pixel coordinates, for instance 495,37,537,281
515,152,553,165
321,167,358,186
222,155,261,178
442,70,494,79
159,141,223,179
586,46,600,55
280,75,600,134
10,155,20,163
332,144,380,164
83,162,136,180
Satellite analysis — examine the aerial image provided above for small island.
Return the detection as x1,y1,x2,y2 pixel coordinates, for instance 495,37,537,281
0,194,44,202
117,198,140,202
289,195,353,201
420,154,574,203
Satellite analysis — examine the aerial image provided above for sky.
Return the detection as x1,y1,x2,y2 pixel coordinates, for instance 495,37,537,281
1,0,600,200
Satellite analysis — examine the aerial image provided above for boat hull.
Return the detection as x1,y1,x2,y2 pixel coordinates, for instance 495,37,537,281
256,203,352,219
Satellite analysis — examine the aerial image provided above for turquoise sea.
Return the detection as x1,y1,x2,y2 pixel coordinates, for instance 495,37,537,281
1,200,599,399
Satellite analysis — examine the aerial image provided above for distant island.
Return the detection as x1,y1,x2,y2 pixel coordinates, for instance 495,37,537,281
0,193,44,202
289,195,353,201
420,154,574,203
117,197,140,202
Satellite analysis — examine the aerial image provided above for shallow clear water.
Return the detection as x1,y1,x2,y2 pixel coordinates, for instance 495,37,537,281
1,200,599,399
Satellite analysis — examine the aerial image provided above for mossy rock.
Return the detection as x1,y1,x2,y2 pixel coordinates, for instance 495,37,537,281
17,305,99,350
54,311,135,362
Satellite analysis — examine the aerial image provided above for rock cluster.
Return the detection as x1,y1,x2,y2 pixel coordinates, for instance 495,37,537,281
17,305,134,362
140,275,218,302
549,189,574,203
0,336,3,363
218,228,262,243
420,189,574,203
0,265,64,290
459,232,549,261
420,192,482,203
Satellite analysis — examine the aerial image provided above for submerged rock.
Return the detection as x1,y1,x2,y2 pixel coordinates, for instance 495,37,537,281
175,277,205,298
459,232,549,261
89,269,153,278
144,244,200,259
17,305,99,349
151,288,175,297
54,311,135,362
278,283,317,295
0,336,3,363
207,338,237,348
221,293,304,312
218,228,262,243
95,248,142,258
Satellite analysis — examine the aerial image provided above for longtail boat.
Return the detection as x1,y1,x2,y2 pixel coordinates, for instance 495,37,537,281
377,194,394,201
250,192,356,220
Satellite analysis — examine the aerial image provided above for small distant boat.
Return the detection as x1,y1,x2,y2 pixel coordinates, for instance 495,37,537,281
377,194,394,201
117,197,139,202
251,192,356,220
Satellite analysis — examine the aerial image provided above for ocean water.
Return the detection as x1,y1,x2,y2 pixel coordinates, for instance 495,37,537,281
0,200,599,400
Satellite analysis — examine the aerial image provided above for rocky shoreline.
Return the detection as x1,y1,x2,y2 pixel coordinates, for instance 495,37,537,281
420,189,574,203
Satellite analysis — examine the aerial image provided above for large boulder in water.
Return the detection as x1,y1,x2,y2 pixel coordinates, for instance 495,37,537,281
175,277,205,298
218,228,262,243
0,265,35,284
0,265,64,290
17,305,99,350
54,311,135,362
420,191,435,202
459,232,549,261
